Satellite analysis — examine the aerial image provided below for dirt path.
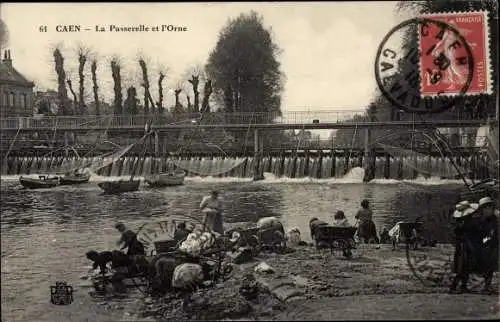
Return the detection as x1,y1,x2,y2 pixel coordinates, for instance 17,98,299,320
138,244,500,321
276,294,499,320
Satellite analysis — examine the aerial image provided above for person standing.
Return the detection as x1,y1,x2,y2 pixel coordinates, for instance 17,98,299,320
200,190,224,234
450,201,480,293
355,199,379,244
476,197,499,294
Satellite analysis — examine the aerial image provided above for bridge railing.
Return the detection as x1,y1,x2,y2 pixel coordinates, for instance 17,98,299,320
0,109,476,130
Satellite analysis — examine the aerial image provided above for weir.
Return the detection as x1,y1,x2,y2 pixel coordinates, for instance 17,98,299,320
1,154,492,180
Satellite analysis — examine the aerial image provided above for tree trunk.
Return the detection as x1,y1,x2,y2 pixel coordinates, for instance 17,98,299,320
187,94,192,112
53,48,70,115
188,76,200,113
91,60,100,116
224,84,234,112
67,79,78,112
201,80,213,113
139,59,151,114
78,52,87,115
111,59,123,115
157,72,165,114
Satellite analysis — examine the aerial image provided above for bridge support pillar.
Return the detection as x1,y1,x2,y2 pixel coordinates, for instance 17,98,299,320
154,131,159,157
253,129,264,181
363,128,375,182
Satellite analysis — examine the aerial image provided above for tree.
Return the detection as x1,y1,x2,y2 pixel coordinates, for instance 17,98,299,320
91,59,100,116
110,58,123,115
53,47,71,115
139,57,155,114
77,47,89,115
124,86,139,115
205,11,284,123
157,71,166,114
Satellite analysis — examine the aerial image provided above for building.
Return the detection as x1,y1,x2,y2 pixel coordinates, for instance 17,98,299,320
0,50,35,117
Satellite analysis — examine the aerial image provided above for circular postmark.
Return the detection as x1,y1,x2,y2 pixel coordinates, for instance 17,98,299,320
405,210,485,290
375,17,475,114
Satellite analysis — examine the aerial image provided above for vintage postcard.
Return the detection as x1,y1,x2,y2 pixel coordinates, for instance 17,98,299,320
0,1,498,321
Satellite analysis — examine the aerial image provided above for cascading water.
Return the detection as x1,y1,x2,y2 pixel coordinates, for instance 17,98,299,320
0,153,490,180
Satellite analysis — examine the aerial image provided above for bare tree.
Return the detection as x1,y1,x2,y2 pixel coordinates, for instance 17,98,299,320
110,57,123,115
139,58,156,114
66,78,78,108
91,59,100,116
53,47,70,115
77,46,89,115
157,71,165,114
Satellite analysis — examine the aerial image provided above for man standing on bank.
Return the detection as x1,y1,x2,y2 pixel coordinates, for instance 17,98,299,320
200,190,224,234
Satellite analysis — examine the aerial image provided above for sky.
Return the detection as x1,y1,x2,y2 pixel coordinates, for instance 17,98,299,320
1,2,412,121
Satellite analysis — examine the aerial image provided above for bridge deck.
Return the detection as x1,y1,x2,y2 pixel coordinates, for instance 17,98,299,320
0,111,487,132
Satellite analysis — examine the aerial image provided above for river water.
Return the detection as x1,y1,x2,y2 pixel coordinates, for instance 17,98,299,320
1,170,466,322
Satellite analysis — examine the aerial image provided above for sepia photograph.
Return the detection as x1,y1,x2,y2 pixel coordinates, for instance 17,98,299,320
0,1,498,321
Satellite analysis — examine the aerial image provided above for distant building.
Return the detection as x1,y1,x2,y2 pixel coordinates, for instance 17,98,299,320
34,90,60,116
0,50,35,117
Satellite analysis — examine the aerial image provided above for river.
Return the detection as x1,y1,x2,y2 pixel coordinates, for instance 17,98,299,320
1,170,466,321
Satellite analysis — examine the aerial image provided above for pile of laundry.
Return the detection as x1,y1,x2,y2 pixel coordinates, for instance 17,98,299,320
178,231,217,256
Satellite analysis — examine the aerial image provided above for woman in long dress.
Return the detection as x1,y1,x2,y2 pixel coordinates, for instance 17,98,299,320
355,199,379,244
200,190,224,234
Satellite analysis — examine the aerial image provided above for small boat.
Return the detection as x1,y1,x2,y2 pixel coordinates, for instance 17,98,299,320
97,180,141,194
97,130,152,194
59,170,91,185
144,171,185,187
19,175,60,189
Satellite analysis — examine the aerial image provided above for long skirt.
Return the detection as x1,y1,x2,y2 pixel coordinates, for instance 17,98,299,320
204,211,224,234
357,220,378,243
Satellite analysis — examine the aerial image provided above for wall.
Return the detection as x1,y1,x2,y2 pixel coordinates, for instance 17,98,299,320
0,82,35,117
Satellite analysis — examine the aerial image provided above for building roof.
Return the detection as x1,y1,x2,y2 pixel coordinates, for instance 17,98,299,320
0,52,35,87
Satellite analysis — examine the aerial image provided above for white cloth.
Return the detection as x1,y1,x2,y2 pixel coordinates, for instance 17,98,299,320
200,195,222,213
388,221,404,239
171,263,204,289
257,217,281,230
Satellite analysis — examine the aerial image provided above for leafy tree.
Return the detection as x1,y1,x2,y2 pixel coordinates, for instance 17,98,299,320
205,11,285,123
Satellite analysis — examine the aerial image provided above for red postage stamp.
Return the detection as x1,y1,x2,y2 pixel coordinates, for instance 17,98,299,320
418,11,491,97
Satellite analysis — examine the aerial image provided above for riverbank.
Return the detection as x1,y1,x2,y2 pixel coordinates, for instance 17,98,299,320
137,244,499,321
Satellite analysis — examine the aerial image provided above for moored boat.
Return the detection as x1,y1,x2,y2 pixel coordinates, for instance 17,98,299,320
144,171,185,187
97,180,141,194
19,175,60,189
59,170,91,185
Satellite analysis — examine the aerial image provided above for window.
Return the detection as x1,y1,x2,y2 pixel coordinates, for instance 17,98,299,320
9,92,15,107
21,94,27,111
2,92,7,107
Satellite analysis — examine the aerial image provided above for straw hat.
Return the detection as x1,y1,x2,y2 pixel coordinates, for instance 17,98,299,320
453,201,479,218
478,197,495,207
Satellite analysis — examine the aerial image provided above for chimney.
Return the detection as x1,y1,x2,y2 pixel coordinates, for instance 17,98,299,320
3,50,12,68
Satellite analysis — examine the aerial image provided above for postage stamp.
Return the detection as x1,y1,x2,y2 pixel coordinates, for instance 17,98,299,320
419,11,492,97
375,17,475,114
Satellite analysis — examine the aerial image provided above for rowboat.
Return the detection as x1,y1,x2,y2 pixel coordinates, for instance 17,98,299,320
59,170,91,185
144,171,185,187
19,175,60,189
97,130,152,194
97,180,141,194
